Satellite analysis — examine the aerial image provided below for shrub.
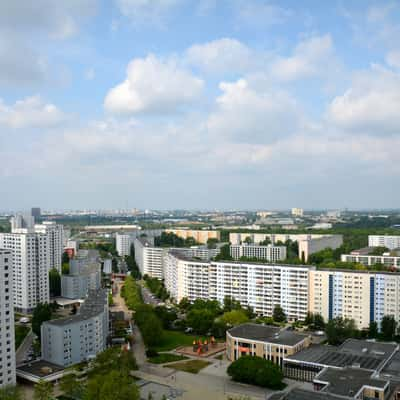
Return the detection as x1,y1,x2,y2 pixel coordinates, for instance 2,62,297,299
227,356,285,389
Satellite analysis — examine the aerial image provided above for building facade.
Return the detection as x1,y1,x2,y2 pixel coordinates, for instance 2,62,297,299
134,237,167,279
291,208,304,217
165,229,220,244
309,269,400,329
61,251,101,299
341,253,400,268
0,250,16,387
369,235,400,250
230,244,287,261
41,290,109,367
34,222,64,272
229,233,343,262
164,253,312,321
226,324,310,367
0,231,51,313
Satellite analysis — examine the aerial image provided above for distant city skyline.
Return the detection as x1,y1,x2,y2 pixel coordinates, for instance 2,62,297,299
1,1,400,209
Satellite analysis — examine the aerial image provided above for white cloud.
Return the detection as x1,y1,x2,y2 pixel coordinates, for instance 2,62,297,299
115,0,181,27
104,55,204,114
327,65,400,135
0,96,66,129
207,78,301,144
271,35,338,81
0,0,97,39
386,51,400,69
186,38,256,74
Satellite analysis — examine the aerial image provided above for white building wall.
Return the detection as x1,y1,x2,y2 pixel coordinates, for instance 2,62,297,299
0,232,51,312
230,244,286,261
369,235,400,250
0,250,16,387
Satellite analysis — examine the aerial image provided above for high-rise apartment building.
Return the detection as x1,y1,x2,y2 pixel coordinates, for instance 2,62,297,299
369,235,400,250
34,221,64,272
41,290,109,367
309,269,400,329
0,230,51,313
134,237,167,279
31,207,41,219
0,249,16,387
164,252,312,321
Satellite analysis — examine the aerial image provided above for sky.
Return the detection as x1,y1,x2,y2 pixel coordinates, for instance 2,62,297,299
1,0,400,211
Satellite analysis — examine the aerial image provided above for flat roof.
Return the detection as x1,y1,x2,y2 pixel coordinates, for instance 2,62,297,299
277,388,343,400
316,367,387,397
17,360,64,377
44,289,107,327
228,324,309,346
285,339,398,371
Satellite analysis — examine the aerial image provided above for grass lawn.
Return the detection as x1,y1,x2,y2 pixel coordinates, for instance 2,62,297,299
165,360,211,374
153,330,197,352
148,353,188,364
15,325,30,349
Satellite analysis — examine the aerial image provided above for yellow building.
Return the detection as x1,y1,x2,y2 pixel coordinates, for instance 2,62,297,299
166,229,220,244
226,323,311,367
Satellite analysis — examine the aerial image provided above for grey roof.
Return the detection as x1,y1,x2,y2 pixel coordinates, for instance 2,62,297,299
228,324,308,346
315,367,388,397
277,388,344,400
44,289,107,327
285,339,398,371
381,350,400,381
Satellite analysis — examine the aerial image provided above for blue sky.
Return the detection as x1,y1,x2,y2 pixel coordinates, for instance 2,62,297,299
1,0,400,211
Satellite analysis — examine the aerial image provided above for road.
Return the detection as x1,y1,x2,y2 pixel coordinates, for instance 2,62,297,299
140,283,161,306
15,330,34,366
112,280,146,365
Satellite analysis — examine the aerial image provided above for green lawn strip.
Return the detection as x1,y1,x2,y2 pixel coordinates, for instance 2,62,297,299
164,360,211,374
154,330,218,352
15,325,30,349
148,353,188,364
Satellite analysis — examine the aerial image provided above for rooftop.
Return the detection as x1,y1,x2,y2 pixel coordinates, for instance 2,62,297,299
228,324,309,346
285,339,398,371
44,289,108,327
315,367,388,397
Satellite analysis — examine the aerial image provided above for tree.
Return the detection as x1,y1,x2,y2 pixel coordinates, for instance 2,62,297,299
227,356,285,389
368,321,379,339
0,385,24,400
214,244,233,261
84,369,139,400
178,297,191,312
381,315,397,341
32,303,53,339
154,306,177,329
186,309,215,334
313,314,325,330
325,317,357,345
34,379,53,400
207,238,219,249
223,296,242,312
260,237,271,246
273,305,286,323
62,251,70,264
60,372,83,399
243,236,252,245
48,268,61,297
62,263,70,275
221,310,249,327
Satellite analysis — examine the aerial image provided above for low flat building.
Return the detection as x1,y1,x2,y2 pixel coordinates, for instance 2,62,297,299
313,367,389,400
41,289,109,367
283,339,398,382
230,244,286,261
341,253,400,268
226,323,310,367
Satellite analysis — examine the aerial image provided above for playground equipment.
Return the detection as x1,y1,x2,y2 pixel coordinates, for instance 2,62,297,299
192,336,217,354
